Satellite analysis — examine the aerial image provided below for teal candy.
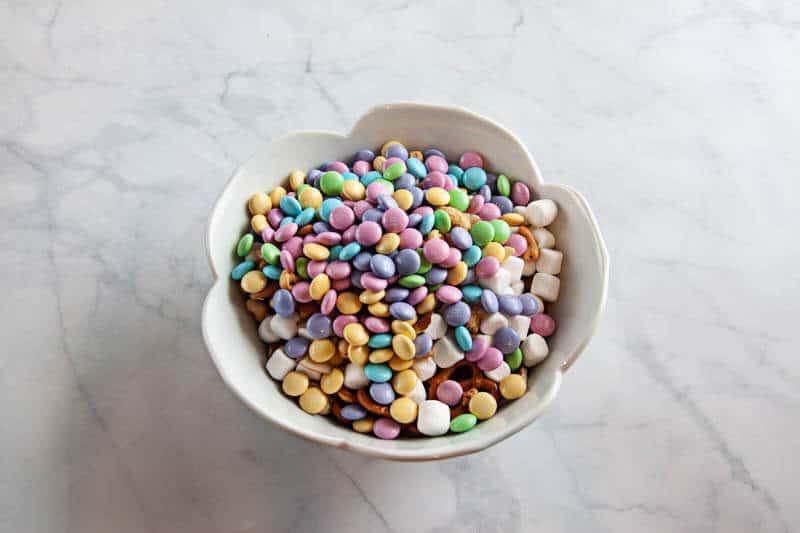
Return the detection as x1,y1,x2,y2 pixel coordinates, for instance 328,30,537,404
339,242,362,261
406,158,427,178
342,172,359,181
368,333,393,349
294,207,315,226
462,167,487,190
263,264,283,280
279,216,295,227
231,260,255,280
419,213,435,234
329,244,343,261
448,164,464,180
319,198,343,222
361,171,382,187
454,326,473,351
279,195,302,216
463,245,482,266
364,363,392,383
462,285,483,302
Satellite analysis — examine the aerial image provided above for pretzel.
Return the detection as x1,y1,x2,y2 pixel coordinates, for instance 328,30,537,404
356,388,390,417
297,302,318,319
298,224,314,236
517,226,540,262
428,360,499,418
250,282,278,301
330,398,349,424
439,206,472,229
337,388,355,403
465,309,483,334
414,312,432,333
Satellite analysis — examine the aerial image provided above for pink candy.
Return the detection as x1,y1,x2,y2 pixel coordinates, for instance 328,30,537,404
355,221,382,246
511,182,530,206
439,248,461,268
307,260,327,278
530,314,557,337
352,200,373,219
436,285,462,304
466,336,489,362
326,161,349,173
331,278,351,291
267,208,284,228
361,272,388,291
261,227,274,243
399,228,422,249
423,238,449,263
477,203,501,221
316,231,342,246
382,207,409,233
459,152,483,169
477,347,503,371
366,181,391,203
274,222,298,243
352,160,370,176
291,282,312,303
279,250,295,272
364,316,390,333
341,225,357,244
422,171,447,189
425,155,448,173
506,233,527,256
321,289,337,314
333,315,357,337
382,157,403,170
283,236,303,258
436,380,463,406
476,256,500,278
326,261,351,280
467,195,484,213
406,286,428,306
329,205,355,230
373,417,400,440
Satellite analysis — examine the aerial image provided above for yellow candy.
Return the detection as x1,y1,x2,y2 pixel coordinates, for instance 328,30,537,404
416,294,436,314
248,192,271,215
389,355,414,371
469,391,497,420
392,369,417,395
389,397,418,423
282,371,309,397
342,180,366,201
343,323,369,346
408,150,423,160
250,214,268,233
376,233,400,254
348,344,369,366
499,374,527,400
304,243,330,261
392,334,416,360
299,387,328,414
391,320,416,339
352,417,374,433
309,339,336,362
446,261,468,285
359,290,385,305
309,274,331,300
381,140,401,156
320,368,344,394
367,302,390,317
501,213,525,226
369,348,394,363
503,246,515,260
241,270,267,293
393,189,414,211
425,187,449,206
336,292,362,314
373,155,386,171
289,170,306,191
299,186,323,209
268,186,287,207
483,242,505,261
246,299,268,321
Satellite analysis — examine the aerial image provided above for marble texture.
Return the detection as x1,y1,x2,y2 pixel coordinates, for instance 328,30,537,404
1,0,799,531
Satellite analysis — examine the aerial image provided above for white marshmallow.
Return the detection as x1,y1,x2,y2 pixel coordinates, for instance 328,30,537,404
508,315,531,339
511,280,524,295
522,260,537,276
270,313,299,340
484,361,511,382
525,199,558,227
522,333,549,366
297,327,315,340
296,358,331,381
344,363,369,389
479,268,513,295
405,379,427,405
501,256,524,281
536,248,563,275
532,273,560,302
412,357,437,381
513,205,527,217
258,317,280,343
426,313,447,340
480,313,508,335
433,335,464,368
533,227,556,249
416,400,451,436
295,361,321,381
265,349,296,380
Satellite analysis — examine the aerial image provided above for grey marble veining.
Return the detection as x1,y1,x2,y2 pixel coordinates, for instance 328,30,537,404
2,1,799,532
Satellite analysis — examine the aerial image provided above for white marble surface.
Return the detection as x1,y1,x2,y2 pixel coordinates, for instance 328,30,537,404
2,1,799,531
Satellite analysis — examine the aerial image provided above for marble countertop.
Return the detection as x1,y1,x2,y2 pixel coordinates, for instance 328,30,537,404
2,1,799,532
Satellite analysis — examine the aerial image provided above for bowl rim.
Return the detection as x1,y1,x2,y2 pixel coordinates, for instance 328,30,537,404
202,102,609,460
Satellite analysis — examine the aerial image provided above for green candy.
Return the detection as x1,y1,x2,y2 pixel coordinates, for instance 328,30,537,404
450,413,478,433
236,233,254,257
448,188,469,211
471,220,495,246
496,174,511,196
383,162,405,181
320,171,344,195
505,348,523,371
399,274,426,288
296,183,309,196
295,257,309,279
416,251,432,274
489,219,511,243
434,209,451,232
261,243,280,265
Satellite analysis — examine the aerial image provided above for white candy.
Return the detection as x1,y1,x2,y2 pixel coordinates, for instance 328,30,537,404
258,317,280,343
426,313,447,340
296,358,331,381
344,363,369,389
525,199,558,227
522,260,537,276
484,361,511,382
416,400,451,436
513,205,527,217
480,313,508,335
511,280,524,295
522,333,549,366
270,313,299,340
501,256,524,281
533,227,556,249
508,315,531,339
412,357,437,381
405,379,427,405
532,272,560,302
536,248,563,275
433,335,464,368
265,349,296,380
479,268,513,295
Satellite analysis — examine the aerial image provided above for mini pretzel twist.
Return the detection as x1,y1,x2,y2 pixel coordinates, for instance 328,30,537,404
517,226,540,262
356,388,390,417
428,360,499,418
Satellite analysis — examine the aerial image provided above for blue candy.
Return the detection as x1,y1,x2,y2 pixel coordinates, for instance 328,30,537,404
454,326,473,351
462,285,483,302
279,195,302,216
463,245,482,267
341,172,359,181
294,207,315,226
339,242,362,261
368,333,393,349
361,170,382,187
462,167,487,190
406,157,427,178
371,254,396,278
284,336,309,359
262,265,282,280
329,244,343,261
447,164,464,180
319,198,343,222
278,216,295,227
271,288,295,317
364,363,392,383
419,213,435,234
231,260,255,280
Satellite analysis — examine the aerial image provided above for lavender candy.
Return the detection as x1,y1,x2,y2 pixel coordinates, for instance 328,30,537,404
340,404,367,420
414,333,433,357
271,288,295,317
394,249,421,275
424,148,447,159
306,313,332,339
490,196,513,214
389,302,416,320
407,213,423,227
353,149,375,162
284,336,309,359
462,268,477,285
385,287,409,303
376,194,398,211
409,186,425,208
481,289,499,313
519,294,539,316
493,327,521,354
449,226,473,250
394,173,416,190
498,294,523,316
369,382,395,405
370,254,396,279
443,301,471,327
386,144,409,160
425,267,448,285
352,251,373,271
479,184,492,202
361,208,383,223
350,270,364,289
312,221,331,234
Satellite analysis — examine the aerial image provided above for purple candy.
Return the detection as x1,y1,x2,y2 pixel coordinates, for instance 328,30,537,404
284,336,309,359
449,226,473,250
414,333,433,357
410,186,425,208
425,267,448,285
306,313,332,339
386,144,408,160
493,327,521,354
423,148,447,159
481,290,499,313
352,251,373,271
369,382,396,405
385,287,410,303
443,301,470,326
370,254,396,278
350,270,364,289
374,418,401,439
361,208,383,223
486,173,498,190
377,194,398,211
436,380,463,406
407,213,423,227
519,294,539,316
479,185,492,202
499,294,523,316
462,268,477,285
394,173,416,190
490,196,513,214
394,248,421,275
353,149,375,162
389,302,416,320
340,404,367,421
312,221,331,234
406,286,428,306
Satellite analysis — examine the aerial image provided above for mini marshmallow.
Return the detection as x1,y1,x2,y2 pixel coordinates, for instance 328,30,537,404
484,361,511,382
479,267,513,295
522,260,537,276
295,360,321,381
533,227,555,249
416,400,450,436
265,349,295,380
296,358,331,381
511,280,524,295
344,363,369,389
480,312,508,335
513,205,527,217
433,335,464,368
258,317,280,343
426,313,447,340
508,315,531,339
413,357,437,381
297,327,315,340
405,379,427,405
536,248,563,275
532,272,560,302
502,256,524,281
522,333,549,366
270,313,299,340
524,199,558,227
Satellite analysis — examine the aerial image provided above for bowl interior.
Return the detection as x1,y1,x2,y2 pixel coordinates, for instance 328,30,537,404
203,104,607,460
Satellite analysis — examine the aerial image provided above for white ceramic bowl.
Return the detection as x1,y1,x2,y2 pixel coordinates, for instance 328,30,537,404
202,103,609,461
